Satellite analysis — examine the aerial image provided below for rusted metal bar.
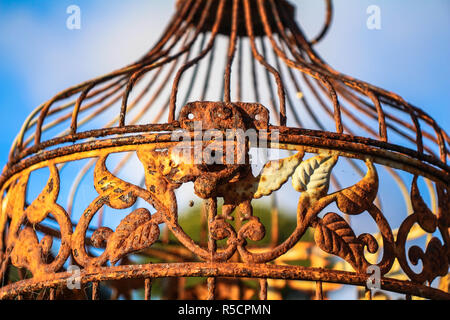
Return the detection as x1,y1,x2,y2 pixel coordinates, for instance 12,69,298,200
3,130,448,189
310,0,333,45
206,198,218,300
1,0,448,302
145,278,152,300
207,277,216,301
365,288,372,300
168,0,226,122
49,288,56,300
92,282,99,300
243,0,286,126
259,279,268,300
1,263,449,300
315,281,324,300
224,0,240,103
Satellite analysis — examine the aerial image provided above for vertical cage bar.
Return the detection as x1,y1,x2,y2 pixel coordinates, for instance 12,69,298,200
315,281,324,300
178,278,186,300
206,197,218,300
259,279,268,300
92,282,99,300
270,194,279,247
207,278,216,301
145,278,153,301
365,288,373,300
49,288,56,300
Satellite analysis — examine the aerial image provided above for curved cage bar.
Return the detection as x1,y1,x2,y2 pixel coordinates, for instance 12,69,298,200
0,0,448,300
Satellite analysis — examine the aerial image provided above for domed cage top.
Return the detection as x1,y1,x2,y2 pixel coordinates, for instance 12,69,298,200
0,0,449,300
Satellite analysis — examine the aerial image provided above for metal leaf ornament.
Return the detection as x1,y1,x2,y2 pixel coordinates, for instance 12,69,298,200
314,212,377,272
91,208,160,265
253,151,304,199
292,155,338,198
335,159,378,215
411,176,437,233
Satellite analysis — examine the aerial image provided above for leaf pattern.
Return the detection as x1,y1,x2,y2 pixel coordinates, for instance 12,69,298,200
292,154,338,198
10,227,49,278
136,147,186,219
409,237,449,283
1,174,28,249
422,238,448,283
314,212,362,270
5,165,73,279
26,164,60,224
411,176,437,233
336,159,378,215
253,151,304,199
106,208,160,264
94,157,138,210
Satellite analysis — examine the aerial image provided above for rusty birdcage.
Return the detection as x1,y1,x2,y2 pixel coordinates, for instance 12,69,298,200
0,0,449,300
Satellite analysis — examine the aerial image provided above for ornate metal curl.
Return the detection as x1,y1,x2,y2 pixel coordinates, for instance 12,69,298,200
0,0,449,300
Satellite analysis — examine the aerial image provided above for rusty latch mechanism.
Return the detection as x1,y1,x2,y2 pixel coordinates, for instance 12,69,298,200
178,101,269,131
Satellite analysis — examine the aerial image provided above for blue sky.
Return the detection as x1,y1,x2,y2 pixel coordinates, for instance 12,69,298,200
0,0,448,299
0,0,448,161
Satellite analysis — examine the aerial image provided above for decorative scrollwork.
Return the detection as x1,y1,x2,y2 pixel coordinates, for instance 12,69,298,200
5,164,72,279
0,147,447,298
314,212,377,273
335,160,379,215
10,227,52,279
290,156,394,275
91,208,160,265
238,216,266,243
72,156,165,267
396,176,449,284
292,154,338,198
